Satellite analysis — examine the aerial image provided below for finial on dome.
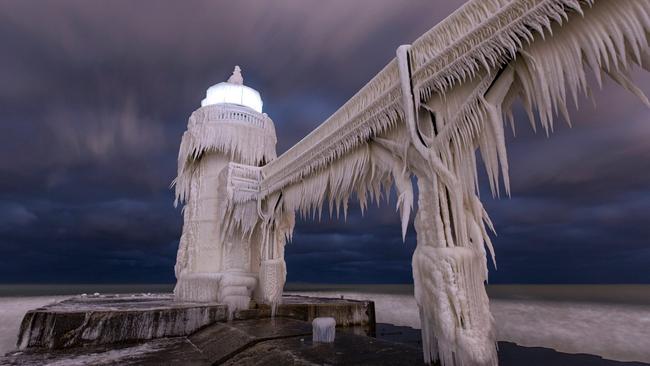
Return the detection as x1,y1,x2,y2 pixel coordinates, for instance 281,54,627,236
227,65,244,85
201,65,263,112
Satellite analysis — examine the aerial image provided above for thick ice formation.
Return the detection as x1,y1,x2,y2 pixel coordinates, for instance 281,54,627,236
312,317,336,343
172,67,286,316
173,1,650,364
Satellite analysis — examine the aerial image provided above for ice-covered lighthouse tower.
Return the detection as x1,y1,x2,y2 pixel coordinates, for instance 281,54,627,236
172,66,277,310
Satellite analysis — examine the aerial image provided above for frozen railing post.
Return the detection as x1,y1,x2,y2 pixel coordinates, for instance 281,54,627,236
312,317,336,343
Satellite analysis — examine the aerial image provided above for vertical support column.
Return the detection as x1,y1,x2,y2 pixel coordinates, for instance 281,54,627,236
258,194,294,316
396,45,498,366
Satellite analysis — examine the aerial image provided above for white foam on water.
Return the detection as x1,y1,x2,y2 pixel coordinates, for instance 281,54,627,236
491,299,650,364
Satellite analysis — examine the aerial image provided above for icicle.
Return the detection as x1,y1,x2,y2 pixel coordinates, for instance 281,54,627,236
259,258,286,316
175,1,650,366
173,105,277,206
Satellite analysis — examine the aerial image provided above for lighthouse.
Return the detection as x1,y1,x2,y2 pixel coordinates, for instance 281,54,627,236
172,66,278,311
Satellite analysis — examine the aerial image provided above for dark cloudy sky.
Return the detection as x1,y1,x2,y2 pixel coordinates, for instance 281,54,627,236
1,0,649,284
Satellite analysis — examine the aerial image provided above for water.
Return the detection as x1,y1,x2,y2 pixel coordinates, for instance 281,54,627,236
1,284,649,364
0,296,68,357
285,283,650,305
286,284,650,364
0,284,174,356
0,284,174,297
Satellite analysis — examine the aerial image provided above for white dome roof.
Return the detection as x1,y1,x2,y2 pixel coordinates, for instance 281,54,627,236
201,66,264,113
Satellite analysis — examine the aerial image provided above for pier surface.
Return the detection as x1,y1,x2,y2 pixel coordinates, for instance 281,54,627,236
1,293,426,365
2,317,424,365
13,293,375,350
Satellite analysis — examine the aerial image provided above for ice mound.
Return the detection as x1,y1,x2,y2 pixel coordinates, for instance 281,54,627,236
312,317,336,343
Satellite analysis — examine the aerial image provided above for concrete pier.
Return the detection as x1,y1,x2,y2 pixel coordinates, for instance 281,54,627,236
15,294,227,350
1,293,430,366
14,293,375,351
2,318,425,366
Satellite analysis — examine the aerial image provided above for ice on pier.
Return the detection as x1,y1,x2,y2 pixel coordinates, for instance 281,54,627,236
312,317,336,343
170,0,650,364
15,294,227,350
